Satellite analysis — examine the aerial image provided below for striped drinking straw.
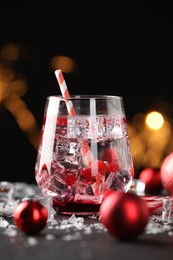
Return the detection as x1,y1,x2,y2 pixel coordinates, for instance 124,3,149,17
54,70,76,116
54,69,93,166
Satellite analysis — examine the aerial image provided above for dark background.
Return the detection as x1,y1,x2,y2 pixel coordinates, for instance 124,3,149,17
0,2,173,183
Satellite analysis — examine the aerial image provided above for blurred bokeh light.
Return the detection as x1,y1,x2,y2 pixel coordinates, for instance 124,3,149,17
146,111,164,130
0,43,40,150
50,55,78,73
129,106,173,177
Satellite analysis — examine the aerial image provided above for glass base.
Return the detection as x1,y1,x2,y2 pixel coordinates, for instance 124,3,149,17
52,200,101,216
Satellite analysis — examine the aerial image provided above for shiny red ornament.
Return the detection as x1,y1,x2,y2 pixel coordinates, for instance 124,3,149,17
13,200,48,235
160,152,173,195
100,191,149,240
103,189,115,200
138,167,163,194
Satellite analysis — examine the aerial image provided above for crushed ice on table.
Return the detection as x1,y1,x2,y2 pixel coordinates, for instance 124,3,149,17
49,214,107,241
145,221,172,234
0,200,20,217
1,211,173,247
2,182,173,246
0,182,41,217
145,214,173,235
0,212,107,245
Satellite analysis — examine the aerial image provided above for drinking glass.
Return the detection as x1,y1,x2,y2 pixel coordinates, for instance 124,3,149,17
35,95,134,215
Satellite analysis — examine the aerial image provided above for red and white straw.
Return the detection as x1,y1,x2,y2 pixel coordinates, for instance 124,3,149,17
54,69,93,166
54,70,76,116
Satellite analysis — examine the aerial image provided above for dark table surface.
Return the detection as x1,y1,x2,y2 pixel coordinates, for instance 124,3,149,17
1,212,173,260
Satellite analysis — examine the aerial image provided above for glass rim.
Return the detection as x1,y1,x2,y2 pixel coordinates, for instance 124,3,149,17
47,95,123,101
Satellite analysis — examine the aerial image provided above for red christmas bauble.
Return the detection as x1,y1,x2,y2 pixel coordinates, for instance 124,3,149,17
13,200,48,235
100,191,149,240
138,167,163,194
160,152,173,195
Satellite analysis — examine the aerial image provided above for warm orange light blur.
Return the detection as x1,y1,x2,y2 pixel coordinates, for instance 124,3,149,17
0,43,41,151
1,43,19,61
2,94,40,149
10,79,28,97
50,55,78,73
128,109,173,176
145,111,164,130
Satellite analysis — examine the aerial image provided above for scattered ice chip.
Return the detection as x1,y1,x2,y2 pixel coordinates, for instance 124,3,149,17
0,217,9,228
89,215,98,219
68,214,84,224
8,224,17,229
162,196,172,224
27,237,38,246
47,226,53,229
60,219,69,225
3,228,17,237
62,232,82,241
46,234,55,240
83,227,92,234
